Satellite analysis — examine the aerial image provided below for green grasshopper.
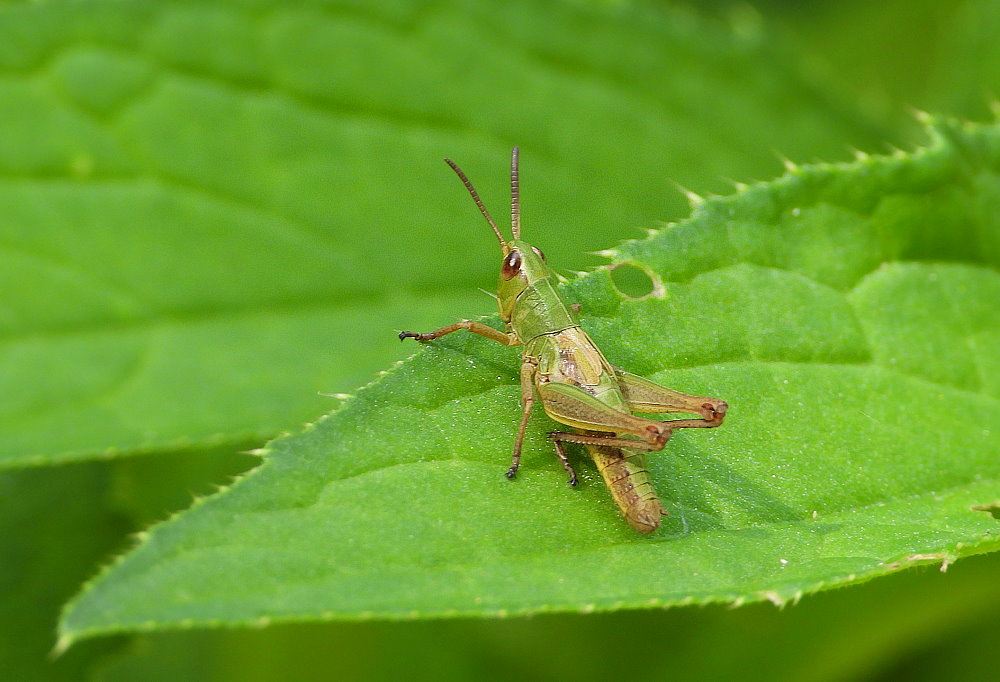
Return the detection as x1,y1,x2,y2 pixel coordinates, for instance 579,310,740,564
400,148,727,533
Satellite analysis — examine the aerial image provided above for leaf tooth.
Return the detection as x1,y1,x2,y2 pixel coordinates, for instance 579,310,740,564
904,551,953,571
758,590,786,607
672,181,704,208
318,392,353,400
886,144,907,159
909,107,934,125
777,153,799,173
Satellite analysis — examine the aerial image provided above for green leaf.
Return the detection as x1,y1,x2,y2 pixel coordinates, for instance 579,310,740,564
59,118,1000,641
927,0,1000,120
81,552,1000,682
0,0,895,468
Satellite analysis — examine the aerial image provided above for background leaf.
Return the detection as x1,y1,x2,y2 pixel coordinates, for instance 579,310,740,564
0,464,128,681
0,0,895,469
60,118,1000,642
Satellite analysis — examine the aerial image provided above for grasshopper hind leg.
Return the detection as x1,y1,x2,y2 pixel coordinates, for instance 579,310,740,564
552,432,666,534
549,438,579,486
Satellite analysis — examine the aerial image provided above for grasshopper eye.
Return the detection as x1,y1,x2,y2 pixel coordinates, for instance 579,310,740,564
531,246,546,261
501,250,522,280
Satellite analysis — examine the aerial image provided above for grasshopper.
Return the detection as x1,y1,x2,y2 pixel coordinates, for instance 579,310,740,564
400,148,727,533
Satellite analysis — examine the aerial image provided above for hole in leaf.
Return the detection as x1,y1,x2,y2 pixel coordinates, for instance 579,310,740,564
609,262,659,299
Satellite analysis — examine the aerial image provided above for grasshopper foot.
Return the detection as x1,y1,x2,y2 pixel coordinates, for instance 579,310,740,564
505,466,518,480
701,399,728,425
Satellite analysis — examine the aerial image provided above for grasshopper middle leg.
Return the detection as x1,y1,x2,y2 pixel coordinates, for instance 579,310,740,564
508,355,579,485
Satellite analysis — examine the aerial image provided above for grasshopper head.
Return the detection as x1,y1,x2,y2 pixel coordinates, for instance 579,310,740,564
444,147,556,323
496,238,553,320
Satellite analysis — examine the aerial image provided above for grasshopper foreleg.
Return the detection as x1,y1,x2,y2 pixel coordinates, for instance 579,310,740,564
399,320,520,346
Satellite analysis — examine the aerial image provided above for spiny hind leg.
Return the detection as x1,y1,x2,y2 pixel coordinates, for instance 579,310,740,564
548,429,670,451
612,368,727,427
549,438,578,487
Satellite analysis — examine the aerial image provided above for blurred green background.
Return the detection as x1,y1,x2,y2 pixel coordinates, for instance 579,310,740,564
3,0,1000,679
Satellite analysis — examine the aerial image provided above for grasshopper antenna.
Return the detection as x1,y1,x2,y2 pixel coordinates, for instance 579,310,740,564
444,157,505,248
510,146,521,239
